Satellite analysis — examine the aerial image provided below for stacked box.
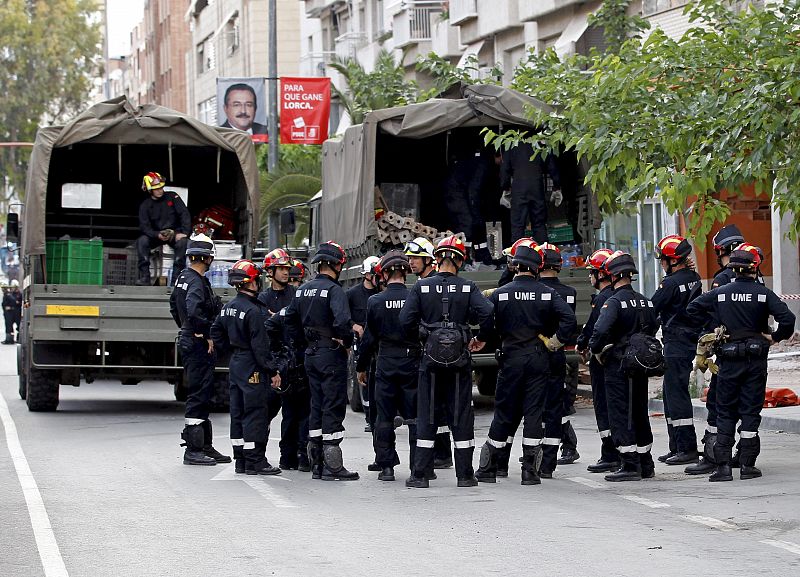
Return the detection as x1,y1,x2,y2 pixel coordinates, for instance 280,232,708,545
46,239,103,285
103,247,137,285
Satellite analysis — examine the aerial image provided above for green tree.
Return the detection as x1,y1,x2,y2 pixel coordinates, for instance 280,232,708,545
415,53,502,99
0,0,102,201
487,0,800,239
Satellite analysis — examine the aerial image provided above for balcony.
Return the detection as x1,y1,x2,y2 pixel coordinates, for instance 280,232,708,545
393,1,444,48
430,18,462,58
303,0,345,18
299,51,335,77
450,0,477,25
518,0,588,22
334,32,368,61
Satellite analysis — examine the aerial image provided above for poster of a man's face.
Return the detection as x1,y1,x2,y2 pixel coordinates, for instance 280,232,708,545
217,78,268,142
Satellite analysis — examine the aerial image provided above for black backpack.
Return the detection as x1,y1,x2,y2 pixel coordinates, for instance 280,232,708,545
423,295,470,369
621,305,665,378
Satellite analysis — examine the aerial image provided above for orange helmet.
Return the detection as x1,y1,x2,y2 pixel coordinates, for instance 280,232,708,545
263,248,292,269
435,236,468,261
729,243,762,270
228,259,262,286
503,237,536,258
539,242,562,269
289,259,306,281
586,248,614,271
655,234,692,261
142,171,166,192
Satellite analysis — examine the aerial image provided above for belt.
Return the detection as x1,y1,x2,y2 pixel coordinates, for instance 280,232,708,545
502,342,546,359
306,337,340,349
379,345,421,358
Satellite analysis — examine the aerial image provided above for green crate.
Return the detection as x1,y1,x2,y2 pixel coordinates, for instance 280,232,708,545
546,221,574,244
46,239,103,285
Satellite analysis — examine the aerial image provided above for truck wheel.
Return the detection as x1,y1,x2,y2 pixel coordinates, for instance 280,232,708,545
26,368,60,411
18,344,27,400
347,353,363,413
475,367,499,397
174,377,188,402
211,373,230,412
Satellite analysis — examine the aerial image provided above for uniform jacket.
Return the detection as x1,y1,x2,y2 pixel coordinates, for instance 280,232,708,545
686,277,795,343
400,271,494,343
284,273,353,349
488,275,576,354
539,276,578,345
577,285,613,351
357,283,418,372
258,285,294,315
650,267,702,335
211,292,278,376
346,283,379,326
169,268,219,340
711,267,735,289
500,141,561,192
589,285,659,355
138,192,191,239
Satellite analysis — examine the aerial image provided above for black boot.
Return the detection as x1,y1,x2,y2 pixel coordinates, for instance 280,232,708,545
640,452,655,479
496,443,511,477
321,445,359,481
2,333,13,345
457,476,479,487
657,451,676,463
297,452,311,473
405,475,429,488
587,459,620,473
475,442,499,484
202,421,231,463
709,463,733,482
665,450,699,466
557,448,580,465
521,446,543,486
235,458,245,474
730,451,741,469
181,425,216,466
685,458,716,475
245,443,281,475
378,467,395,481
605,455,641,482
367,462,381,472
740,465,762,480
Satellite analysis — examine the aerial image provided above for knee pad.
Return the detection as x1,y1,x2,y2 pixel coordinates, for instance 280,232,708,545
323,444,343,471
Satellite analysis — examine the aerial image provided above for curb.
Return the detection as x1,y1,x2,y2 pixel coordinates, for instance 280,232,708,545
648,399,800,435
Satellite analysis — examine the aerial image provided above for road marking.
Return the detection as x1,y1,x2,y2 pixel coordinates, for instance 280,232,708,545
684,515,738,532
210,465,292,482
760,539,800,556
0,392,69,577
242,478,298,508
622,495,670,509
567,477,608,490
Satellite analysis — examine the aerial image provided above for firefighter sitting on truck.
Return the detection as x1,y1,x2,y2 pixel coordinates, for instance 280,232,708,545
136,172,191,286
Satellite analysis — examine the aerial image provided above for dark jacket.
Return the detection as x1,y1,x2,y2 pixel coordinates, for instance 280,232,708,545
650,267,702,335
346,283,379,326
500,141,560,192
258,286,294,315
686,277,795,343
711,267,735,289
539,276,578,345
577,285,613,351
169,268,219,341
138,191,191,240
221,119,268,135
357,283,418,372
487,275,576,355
589,285,659,355
284,273,353,349
211,292,278,376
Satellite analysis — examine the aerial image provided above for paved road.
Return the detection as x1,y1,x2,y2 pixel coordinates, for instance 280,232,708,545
2,345,800,576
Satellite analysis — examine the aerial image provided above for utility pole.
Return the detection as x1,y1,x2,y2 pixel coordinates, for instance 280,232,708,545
268,0,279,172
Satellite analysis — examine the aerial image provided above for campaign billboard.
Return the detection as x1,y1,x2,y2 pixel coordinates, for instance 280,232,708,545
280,77,331,145
217,77,268,143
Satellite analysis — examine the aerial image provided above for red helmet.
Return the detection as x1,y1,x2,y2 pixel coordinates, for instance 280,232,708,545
263,248,292,269
142,171,166,192
655,234,692,261
503,237,536,258
586,248,614,271
730,243,762,270
435,236,468,261
228,259,262,286
289,259,306,280
539,242,562,269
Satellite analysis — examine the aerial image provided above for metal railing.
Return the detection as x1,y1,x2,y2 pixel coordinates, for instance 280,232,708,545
299,51,336,77
334,31,368,60
394,1,444,45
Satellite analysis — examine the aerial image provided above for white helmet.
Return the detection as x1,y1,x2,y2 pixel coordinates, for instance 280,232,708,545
10,279,19,287
186,233,216,258
360,256,381,275
405,237,435,259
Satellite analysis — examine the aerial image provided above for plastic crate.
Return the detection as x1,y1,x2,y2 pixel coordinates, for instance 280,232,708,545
546,220,575,244
46,239,103,285
103,247,137,285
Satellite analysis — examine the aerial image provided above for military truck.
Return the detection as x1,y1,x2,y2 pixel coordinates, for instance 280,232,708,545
299,85,601,400
8,97,260,411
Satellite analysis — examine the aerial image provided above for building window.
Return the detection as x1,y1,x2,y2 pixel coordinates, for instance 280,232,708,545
198,96,217,125
197,36,215,75
226,15,240,56
642,0,689,16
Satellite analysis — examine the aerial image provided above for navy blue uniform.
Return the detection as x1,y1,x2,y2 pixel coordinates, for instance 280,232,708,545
577,285,617,464
137,191,191,282
651,267,702,455
400,272,494,481
211,292,280,471
703,266,736,433
686,278,795,467
347,283,379,427
169,268,220,429
590,285,659,474
358,283,420,471
539,277,579,473
284,274,353,471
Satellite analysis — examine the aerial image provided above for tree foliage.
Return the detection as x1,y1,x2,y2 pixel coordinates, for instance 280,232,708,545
484,0,800,240
0,0,102,199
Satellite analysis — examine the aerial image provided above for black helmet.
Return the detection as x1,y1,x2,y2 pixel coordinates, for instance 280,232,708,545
539,242,562,269
713,224,745,255
185,233,215,258
511,244,544,271
379,250,411,275
310,241,347,266
604,251,638,276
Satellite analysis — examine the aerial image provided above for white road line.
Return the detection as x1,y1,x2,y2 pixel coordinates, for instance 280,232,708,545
760,539,800,556
210,465,292,482
684,515,738,532
0,392,69,577
567,477,608,490
242,478,298,508
622,495,670,509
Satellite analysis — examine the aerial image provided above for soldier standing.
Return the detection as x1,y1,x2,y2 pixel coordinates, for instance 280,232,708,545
475,243,576,485
686,244,795,481
284,241,359,481
401,236,494,488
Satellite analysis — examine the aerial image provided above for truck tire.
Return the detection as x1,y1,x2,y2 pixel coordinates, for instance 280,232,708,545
26,368,60,412
211,373,230,412
475,367,499,397
18,344,27,400
347,353,363,413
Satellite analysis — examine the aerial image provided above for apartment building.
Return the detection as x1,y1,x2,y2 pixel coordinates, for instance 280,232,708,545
186,0,300,125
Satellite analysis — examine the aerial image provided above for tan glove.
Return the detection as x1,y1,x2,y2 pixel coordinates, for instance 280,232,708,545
707,358,719,375
160,228,175,242
543,334,564,352
594,344,614,365
694,353,709,373
482,288,497,298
